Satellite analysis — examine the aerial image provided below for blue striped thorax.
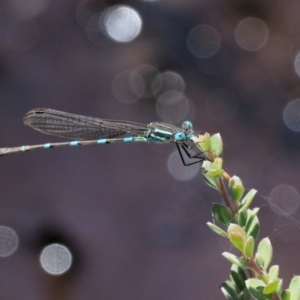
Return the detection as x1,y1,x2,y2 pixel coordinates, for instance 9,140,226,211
145,120,194,143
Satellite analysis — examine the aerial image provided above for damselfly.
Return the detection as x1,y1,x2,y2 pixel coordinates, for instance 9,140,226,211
0,108,206,166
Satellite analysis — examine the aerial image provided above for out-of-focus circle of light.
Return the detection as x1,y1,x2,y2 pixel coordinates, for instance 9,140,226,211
235,17,269,51
187,24,221,58
9,0,48,19
175,191,206,222
269,184,300,215
0,226,19,257
112,71,145,104
167,150,200,181
156,91,189,123
103,6,142,43
132,65,159,98
283,99,300,131
152,71,185,97
294,53,300,78
206,89,238,121
40,243,72,275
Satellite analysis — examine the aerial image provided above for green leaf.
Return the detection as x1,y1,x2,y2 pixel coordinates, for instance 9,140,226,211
228,232,245,253
268,265,279,282
237,288,251,300
239,189,257,212
211,133,223,156
255,253,265,269
206,222,227,238
245,279,272,300
238,210,249,228
202,173,218,189
257,238,272,269
245,211,260,240
212,157,223,169
230,267,246,292
288,276,300,300
229,176,245,203
220,280,238,300
263,279,279,294
207,168,224,178
212,204,233,226
244,236,254,258
281,290,291,300
192,133,211,153
228,224,246,239
222,252,243,267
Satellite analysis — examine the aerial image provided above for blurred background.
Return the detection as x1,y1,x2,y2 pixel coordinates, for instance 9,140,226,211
1,0,300,299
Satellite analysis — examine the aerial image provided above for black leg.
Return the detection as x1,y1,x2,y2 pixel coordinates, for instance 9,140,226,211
176,143,206,166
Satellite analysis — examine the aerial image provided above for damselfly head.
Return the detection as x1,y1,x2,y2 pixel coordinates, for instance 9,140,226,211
182,121,193,138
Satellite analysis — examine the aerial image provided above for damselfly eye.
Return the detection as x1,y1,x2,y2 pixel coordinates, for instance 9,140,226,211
174,132,186,141
182,121,193,134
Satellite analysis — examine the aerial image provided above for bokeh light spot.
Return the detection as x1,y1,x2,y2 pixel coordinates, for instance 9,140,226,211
235,17,268,51
167,150,199,181
294,52,300,78
112,71,145,104
103,6,142,43
187,24,221,58
156,91,189,123
40,243,72,275
206,89,238,121
132,65,159,98
152,71,185,97
283,99,300,131
269,184,300,215
0,226,19,257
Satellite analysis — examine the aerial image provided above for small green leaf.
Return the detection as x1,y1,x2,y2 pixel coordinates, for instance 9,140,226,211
211,157,223,169
244,236,254,258
228,232,245,253
228,224,246,239
257,238,272,269
263,279,279,294
237,288,251,300
206,222,227,238
207,168,224,178
220,280,238,300
229,176,245,203
212,204,233,226
222,252,243,267
211,133,223,156
230,268,246,292
245,211,260,240
268,265,279,281
245,279,272,300
239,189,257,212
255,253,265,269
192,133,211,153
238,210,249,228
276,279,283,295
281,290,291,300
202,173,218,189
288,276,300,300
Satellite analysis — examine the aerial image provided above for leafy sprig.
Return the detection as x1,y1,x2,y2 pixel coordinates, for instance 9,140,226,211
192,133,300,300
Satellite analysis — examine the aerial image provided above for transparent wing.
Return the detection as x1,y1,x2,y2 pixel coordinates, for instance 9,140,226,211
23,108,148,140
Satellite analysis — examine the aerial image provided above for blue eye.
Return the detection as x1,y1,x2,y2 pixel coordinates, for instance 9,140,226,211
175,132,186,141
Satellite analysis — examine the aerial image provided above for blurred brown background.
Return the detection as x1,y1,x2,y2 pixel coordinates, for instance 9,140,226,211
1,0,300,299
